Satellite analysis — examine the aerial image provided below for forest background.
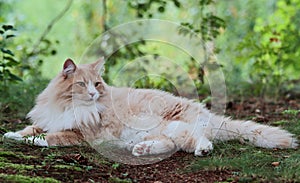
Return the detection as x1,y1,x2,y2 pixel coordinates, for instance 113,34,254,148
1,1,300,115
1,1,300,182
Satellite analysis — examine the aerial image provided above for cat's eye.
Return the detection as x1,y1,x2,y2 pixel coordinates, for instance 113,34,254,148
95,82,101,87
76,82,86,87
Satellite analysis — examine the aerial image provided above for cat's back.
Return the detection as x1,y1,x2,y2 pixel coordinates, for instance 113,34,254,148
107,86,205,122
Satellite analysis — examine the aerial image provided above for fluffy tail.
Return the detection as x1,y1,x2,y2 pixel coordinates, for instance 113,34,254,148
208,115,298,149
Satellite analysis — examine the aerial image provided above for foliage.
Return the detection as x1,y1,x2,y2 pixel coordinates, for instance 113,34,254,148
0,1,300,182
0,25,22,88
235,0,300,98
0,1,72,118
128,0,181,18
177,0,226,93
0,79,48,120
190,142,300,182
190,113,300,181
0,25,47,119
1,0,299,101
0,23,53,93
0,25,50,118
124,0,225,93
282,109,300,123
179,1,226,42
133,75,179,94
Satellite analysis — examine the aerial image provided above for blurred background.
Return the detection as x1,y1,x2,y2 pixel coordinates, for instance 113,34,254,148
1,0,300,118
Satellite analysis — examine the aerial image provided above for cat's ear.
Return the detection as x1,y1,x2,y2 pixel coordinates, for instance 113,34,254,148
92,57,105,75
63,58,76,78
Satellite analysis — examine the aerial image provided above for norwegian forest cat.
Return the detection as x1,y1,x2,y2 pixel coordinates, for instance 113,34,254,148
4,58,298,156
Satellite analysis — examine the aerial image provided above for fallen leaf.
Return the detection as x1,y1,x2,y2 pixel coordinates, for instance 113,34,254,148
271,162,280,166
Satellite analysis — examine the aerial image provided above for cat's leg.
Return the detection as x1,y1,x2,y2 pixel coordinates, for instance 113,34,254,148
163,121,197,152
163,120,214,156
4,125,43,141
4,128,84,147
194,136,213,156
132,135,176,156
184,122,214,156
39,130,84,146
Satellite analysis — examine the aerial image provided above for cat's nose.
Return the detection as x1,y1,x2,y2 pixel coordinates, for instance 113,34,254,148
89,92,96,97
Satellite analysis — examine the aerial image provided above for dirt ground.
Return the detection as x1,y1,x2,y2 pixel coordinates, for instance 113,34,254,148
1,98,299,182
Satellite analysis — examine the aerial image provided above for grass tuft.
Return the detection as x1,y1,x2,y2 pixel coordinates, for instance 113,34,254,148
189,140,300,182
0,173,60,183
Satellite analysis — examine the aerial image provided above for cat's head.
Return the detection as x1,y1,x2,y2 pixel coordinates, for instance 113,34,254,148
51,58,107,106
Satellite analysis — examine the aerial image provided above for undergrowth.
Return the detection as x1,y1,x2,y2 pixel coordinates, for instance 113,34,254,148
189,117,300,182
0,83,299,182
0,79,48,120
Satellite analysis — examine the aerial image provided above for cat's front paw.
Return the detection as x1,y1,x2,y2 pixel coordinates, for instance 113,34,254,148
25,136,48,147
194,139,213,156
3,132,23,141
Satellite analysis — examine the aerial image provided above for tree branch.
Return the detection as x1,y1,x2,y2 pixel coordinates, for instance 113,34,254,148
28,0,73,57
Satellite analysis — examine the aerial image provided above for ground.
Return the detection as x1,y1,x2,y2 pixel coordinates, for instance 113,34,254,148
0,98,299,183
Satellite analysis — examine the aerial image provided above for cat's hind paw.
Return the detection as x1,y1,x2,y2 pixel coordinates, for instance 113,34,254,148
194,139,213,156
132,142,151,156
132,140,175,156
3,132,23,141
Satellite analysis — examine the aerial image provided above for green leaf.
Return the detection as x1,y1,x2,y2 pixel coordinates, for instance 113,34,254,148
6,61,20,67
1,48,14,56
8,72,22,82
2,25,15,31
3,56,18,63
271,120,287,126
51,50,57,55
6,34,15,39
173,0,181,8
199,0,213,6
158,6,165,13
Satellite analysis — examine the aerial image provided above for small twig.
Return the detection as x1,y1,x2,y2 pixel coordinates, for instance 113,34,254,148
28,0,73,57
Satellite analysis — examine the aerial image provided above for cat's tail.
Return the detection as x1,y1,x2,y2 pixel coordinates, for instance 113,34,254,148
207,115,298,149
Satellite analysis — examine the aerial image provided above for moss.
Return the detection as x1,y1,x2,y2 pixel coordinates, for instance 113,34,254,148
52,165,83,171
108,177,132,183
0,156,7,162
0,162,40,170
189,141,300,181
0,151,20,157
0,173,60,183
0,151,36,160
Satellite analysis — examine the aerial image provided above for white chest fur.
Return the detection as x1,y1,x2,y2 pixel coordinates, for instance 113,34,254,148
28,102,105,133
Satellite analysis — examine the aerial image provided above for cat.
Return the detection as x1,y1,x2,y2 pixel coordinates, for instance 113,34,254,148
4,58,298,156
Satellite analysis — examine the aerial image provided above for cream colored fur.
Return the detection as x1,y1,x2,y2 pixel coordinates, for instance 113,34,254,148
4,58,298,156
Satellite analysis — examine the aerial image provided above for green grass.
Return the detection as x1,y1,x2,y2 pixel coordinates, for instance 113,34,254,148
0,173,60,183
188,130,300,182
188,117,300,182
0,81,299,182
52,165,83,172
0,79,48,120
0,151,36,160
1,120,299,182
0,136,109,182
190,144,299,181
0,162,39,170
181,112,300,182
